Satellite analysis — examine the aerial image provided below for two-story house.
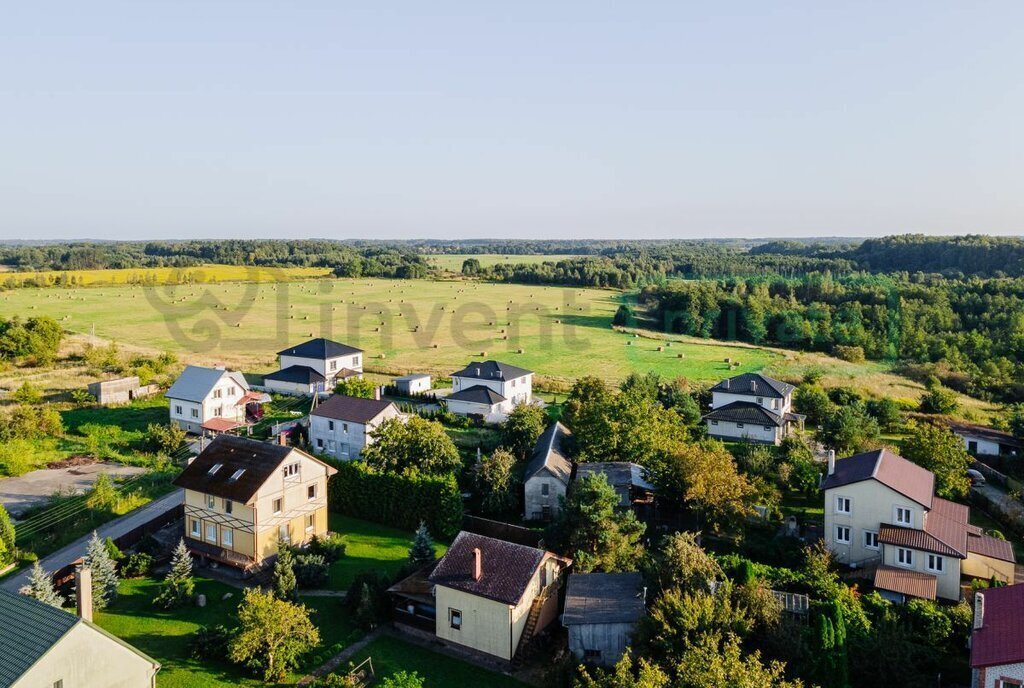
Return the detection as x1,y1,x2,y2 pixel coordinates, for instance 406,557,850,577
971,584,1024,688
446,360,534,420
308,393,402,461
702,373,804,444
166,365,256,435
268,338,363,395
822,448,1015,602
523,422,573,521
428,532,570,662
172,434,336,572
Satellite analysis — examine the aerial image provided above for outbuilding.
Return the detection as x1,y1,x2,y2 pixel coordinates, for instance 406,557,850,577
87,376,157,405
394,374,431,396
562,572,646,667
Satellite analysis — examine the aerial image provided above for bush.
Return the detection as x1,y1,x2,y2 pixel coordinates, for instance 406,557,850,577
345,572,391,631
308,533,346,563
294,553,329,589
188,624,234,661
310,674,360,688
103,537,124,562
121,552,154,578
70,389,96,406
146,423,187,453
832,345,865,363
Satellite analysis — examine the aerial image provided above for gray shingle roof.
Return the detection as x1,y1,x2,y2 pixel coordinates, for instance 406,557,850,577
165,365,248,403
264,365,326,385
451,360,533,381
562,572,646,625
702,401,784,427
277,338,362,359
0,589,79,686
446,385,507,405
524,422,572,484
429,532,550,606
575,462,654,507
310,394,397,424
710,373,794,399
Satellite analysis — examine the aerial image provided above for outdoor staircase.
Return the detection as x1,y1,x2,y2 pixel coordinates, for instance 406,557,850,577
512,582,558,665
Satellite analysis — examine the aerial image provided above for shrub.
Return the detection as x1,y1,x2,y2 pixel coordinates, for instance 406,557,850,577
146,423,187,453
188,624,234,661
832,345,865,363
121,552,154,578
13,381,43,404
307,533,346,563
294,553,329,589
70,389,96,406
103,537,124,562
345,571,391,631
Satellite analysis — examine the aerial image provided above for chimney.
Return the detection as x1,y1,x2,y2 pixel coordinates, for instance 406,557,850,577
751,381,757,393
827,450,836,476
278,431,288,446
76,567,93,623
472,547,482,581
373,386,382,401
974,591,985,630
724,379,730,389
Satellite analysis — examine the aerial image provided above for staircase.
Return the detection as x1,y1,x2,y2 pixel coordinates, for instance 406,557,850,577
512,582,558,665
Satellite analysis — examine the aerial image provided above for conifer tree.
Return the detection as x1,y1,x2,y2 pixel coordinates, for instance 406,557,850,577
0,504,15,561
273,547,297,601
155,538,195,609
408,522,435,568
82,530,119,609
21,562,64,608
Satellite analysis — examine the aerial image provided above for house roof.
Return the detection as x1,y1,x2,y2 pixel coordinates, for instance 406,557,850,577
879,525,963,558
173,435,332,504
200,417,244,433
277,338,362,359
710,373,794,399
264,365,326,385
165,365,248,403
524,422,572,484
310,395,396,424
429,532,556,606
972,584,1024,668
703,401,784,427
446,385,507,406
947,420,1024,449
562,572,646,626
575,462,655,507
873,565,937,600
394,374,431,382
451,360,533,381
967,532,1017,563
820,448,935,509
0,589,79,686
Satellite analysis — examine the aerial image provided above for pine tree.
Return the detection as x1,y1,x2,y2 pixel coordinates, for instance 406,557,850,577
21,562,64,608
155,538,195,608
408,522,435,568
0,504,15,563
273,548,297,601
82,531,119,610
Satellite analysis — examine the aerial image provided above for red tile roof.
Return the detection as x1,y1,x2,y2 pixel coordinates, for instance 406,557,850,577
967,533,1017,563
873,565,937,600
879,525,962,558
201,417,244,433
821,449,934,508
972,584,1024,668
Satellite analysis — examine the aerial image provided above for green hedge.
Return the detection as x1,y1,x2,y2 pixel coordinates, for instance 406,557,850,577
327,460,463,539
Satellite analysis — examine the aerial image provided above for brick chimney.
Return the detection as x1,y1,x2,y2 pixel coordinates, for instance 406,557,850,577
373,386,382,401
278,431,288,446
76,567,93,623
827,450,836,476
472,547,482,581
974,591,985,630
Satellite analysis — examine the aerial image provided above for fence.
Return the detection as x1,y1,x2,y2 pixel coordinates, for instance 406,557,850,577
462,515,543,548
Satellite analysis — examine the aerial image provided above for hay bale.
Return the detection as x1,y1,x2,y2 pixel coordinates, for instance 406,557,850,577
480,351,487,356
725,357,731,363
627,341,633,346
677,353,684,358
656,346,664,352
518,348,524,353
380,353,386,358
433,343,438,348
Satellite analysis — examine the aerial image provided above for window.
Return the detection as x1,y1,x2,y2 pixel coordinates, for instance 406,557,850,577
273,498,283,514
711,420,719,426
54,681,64,688
328,440,336,452
895,507,912,526
279,525,290,544
283,462,300,479
316,438,324,449
771,399,779,409
835,526,851,544
308,484,317,500
175,405,182,415
205,523,217,543
763,425,772,431
224,499,233,514
342,423,349,433
328,420,335,431
190,519,200,537
997,680,1024,688
213,406,222,417
213,388,222,399
736,423,745,428
354,355,360,366
228,386,236,396
330,360,337,371
835,497,852,514
541,483,550,496
340,443,350,458
584,649,602,660
757,397,764,406
191,408,199,418
927,554,944,573
897,547,914,567
222,528,233,547
208,463,222,475
864,530,879,549
449,608,462,630
305,514,315,531
206,494,215,509
229,468,245,482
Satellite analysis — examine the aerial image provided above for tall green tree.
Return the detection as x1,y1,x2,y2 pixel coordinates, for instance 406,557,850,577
556,473,645,573
408,521,436,568
0,504,15,561
500,404,547,460
651,442,755,533
82,531,119,610
229,588,320,682
154,539,195,609
334,377,377,399
900,422,971,499
477,447,517,515
820,402,880,456
362,416,460,475
21,562,64,608
273,547,298,602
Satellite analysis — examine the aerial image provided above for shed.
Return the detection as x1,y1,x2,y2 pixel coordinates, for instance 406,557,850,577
563,572,646,666
394,374,432,395
87,376,155,405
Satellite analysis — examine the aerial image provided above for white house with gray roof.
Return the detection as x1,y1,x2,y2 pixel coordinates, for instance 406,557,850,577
446,360,534,421
276,338,363,390
703,372,804,444
166,365,256,435
523,422,572,521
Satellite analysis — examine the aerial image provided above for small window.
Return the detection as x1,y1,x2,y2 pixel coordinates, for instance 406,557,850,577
222,528,233,547
273,498,283,514
864,530,879,549
835,526,851,544
541,483,550,496
205,523,217,543
279,524,290,544
328,420,335,431
763,425,772,431
449,608,462,630
208,463,222,476
897,547,913,567
736,422,745,428
213,389,222,399
190,519,200,537
175,405,183,415
308,484,317,500
354,355,360,366
206,494,215,509
283,463,300,478
757,397,764,405
191,408,199,418
316,438,324,449
53,681,64,688
229,468,245,482
305,514,315,531
330,360,337,371
836,497,852,515
927,554,944,573
711,420,719,426
213,406,223,417
342,423,349,433
895,507,912,526
328,440,336,452
224,499,233,514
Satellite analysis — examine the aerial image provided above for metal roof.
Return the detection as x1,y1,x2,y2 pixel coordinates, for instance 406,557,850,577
873,565,937,600
451,360,533,381
264,365,326,384
446,385,507,405
702,401,785,427
972,584,1024,668
967,532,1016,563
310,395,397,424
165,365,248,403
575,462,654,507
524,422,572,485
277,338,362,359
0,589,79,686
710,373,794,399
562,572,646,626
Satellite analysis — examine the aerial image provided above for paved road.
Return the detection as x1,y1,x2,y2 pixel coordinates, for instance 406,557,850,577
1,488,184,593
0,462,148,517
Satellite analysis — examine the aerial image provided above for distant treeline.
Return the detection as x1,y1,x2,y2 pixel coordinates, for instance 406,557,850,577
641,272,1024,401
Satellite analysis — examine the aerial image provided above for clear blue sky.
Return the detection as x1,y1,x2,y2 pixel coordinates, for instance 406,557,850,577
2,2,1021,240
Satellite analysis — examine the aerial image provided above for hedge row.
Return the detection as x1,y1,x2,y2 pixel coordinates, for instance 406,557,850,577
327,460,463,539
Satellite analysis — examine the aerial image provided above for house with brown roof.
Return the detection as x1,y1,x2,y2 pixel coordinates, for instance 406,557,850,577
308,392,402,461
822,448,1015,602
428,531,570,661
172,434,336,572
971,584,1024,688
523,422,573,521
703,373,804,444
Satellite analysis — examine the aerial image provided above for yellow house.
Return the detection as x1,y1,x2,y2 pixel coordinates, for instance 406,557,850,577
173,434,336,571
428,532,570,662
1,588,159,688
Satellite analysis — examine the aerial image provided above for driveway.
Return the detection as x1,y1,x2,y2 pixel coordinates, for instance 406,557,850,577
0,462,148,517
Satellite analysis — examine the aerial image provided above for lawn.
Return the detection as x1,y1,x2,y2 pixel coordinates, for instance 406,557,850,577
328,514,448,591
61,395,170,435
347,636,528,688
93,576,363,688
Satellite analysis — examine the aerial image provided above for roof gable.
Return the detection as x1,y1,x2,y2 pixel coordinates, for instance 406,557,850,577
821,448,934,508
165,366,248,403
710,373,793,399
429,532,552,606
277,338,362,360
524,422,572,484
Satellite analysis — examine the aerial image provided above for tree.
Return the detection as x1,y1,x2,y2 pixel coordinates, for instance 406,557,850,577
650,531,722,594
794,383,835,428
20,562,64,608
154,539,195,608
478,447,517,515
273,547,298,601
0,504,15,561
500,404,547,460
575,650,670,688
380,671,426,688
1007,403,1024,440
461,258,481,276
229,588,320,682
820,402,880,456
408,521,436,568
335,377,376,399
362,416,461,475
82,531,119,610
13,381,43,404
918,377,958,415
900,422,971,499
87,473,118,512
147,422,187,453
676,632,805,688
562,376,617,460
652,443,755,533
556,472,645,573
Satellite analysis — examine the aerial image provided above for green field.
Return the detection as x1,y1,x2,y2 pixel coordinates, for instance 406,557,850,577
1,264,331,288
0,277,776,385
426,253,582,272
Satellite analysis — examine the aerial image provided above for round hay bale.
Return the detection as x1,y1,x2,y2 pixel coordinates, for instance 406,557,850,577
677,353,684,358
656,346,664,352
627,341,633,346
480,351,487,356
518,348,524,353
433,343,438,348
380,353,386,358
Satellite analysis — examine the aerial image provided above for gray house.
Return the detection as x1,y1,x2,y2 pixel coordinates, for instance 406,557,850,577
523,422,572,521
563,572,646,666
87,375,157,405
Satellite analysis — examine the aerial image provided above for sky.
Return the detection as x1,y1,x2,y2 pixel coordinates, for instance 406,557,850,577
1,2,1022,241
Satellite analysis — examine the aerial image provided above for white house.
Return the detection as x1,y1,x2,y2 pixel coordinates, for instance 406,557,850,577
308,393,402,461
276,338,363,389
446,360,534,421
702,373,803,444
822,448,1015,602
523,422,572,521
166,365,259,435
394,374,432,396
971,584,1024,688
948,420,1023,458
263,365,326,397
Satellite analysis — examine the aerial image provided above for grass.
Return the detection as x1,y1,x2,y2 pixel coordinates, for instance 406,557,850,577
93,576,363,688
346,636,528,688
1,264,330,288
61,395,169,435
427,253,583,272
327,514,447,591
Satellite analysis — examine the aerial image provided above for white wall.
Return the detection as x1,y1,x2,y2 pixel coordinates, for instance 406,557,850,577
280,352,362,381
880,543,961,601
706,419,781,444
524,475,566,520
958,433,1001,457
309,405,401,460
451,373,532,405
446,397,512,420
397,377,431,394
13,622,157,688
712,390,791,414
976,661,1024,688
264,378,318,397
824,481,923,565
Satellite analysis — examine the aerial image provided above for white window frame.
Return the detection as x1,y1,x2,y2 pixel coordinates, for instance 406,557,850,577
894,506,912,527
190,519,200,537
191,408,199,418
175,404,183,415
279,524,290,544
308,484,317,500
328,420,335,431
736,422,745,429
864,530,879,550
206,494,215,509
835,496,852,515
926,554,944,573
305,514,315,532
222,528,233,547
896,547,914,568
273,498,283,514
835,525,851,544
449,608,462,630
541,482,550,496
205,523,217,543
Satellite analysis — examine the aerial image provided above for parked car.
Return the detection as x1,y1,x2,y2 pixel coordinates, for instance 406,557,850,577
967,468,987,486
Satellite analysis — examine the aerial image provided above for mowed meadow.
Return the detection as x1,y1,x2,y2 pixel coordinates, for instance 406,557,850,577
0,277,775,385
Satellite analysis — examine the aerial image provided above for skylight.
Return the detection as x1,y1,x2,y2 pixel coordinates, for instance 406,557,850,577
208,463,223,475
228,468,245,482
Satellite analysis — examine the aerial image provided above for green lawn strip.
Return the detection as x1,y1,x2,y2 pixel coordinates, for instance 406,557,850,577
327,514,447,591
61,396,170,436
94,577,363,688
346,636,528,688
